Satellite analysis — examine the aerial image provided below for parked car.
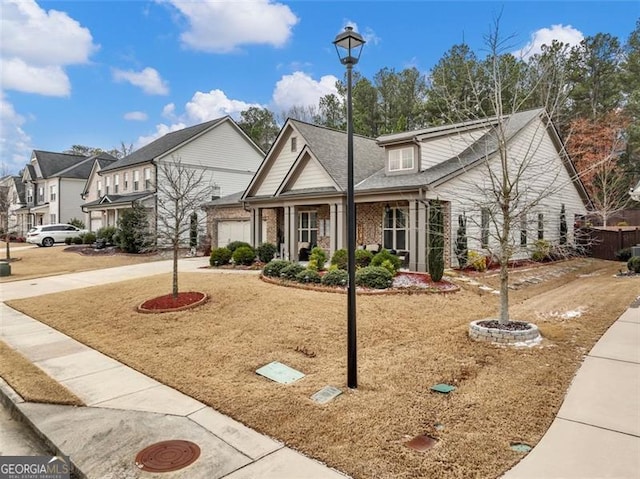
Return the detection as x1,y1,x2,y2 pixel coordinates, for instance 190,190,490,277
26,224,88,247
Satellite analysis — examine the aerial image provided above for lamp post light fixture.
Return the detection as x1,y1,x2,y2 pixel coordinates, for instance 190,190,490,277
333,26,365,389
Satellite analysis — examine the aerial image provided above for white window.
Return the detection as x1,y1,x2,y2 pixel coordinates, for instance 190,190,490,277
49,185,56,202
27,188,33,203
38,186,44,203
144,167,151,190
97,180,102,197
114,174,119,194
124,172,129,191
50,214,56,224
520,214,527,247
298,211,317,245
105,176,111,195
383,207,407,250
388,148,414,171
291,137,297,152
133,171,140,191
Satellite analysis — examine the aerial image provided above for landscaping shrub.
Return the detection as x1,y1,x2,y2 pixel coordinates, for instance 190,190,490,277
82,232,97,245
615,248,632,262
321,269,349,287
232,245,256,266
428,200,445,282
64,237,72,245
371,249,401,274
628,256,640,274
355,266,393,289
96,226,118,243
295,269,322,284
309,247,327,271
68,217,85,229
468,250,487,272
116,204,153,254
532,239,551,262
256,242,277,263
226,241,252,253
330,249,348,270
455,214,468,268
72,236,83,245
355,249,373,268
210,247,232,266
262,259,291,278
280,263,306,280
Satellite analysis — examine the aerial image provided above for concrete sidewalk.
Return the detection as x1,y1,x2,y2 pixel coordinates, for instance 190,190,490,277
0,259,344,478
503,302,640,478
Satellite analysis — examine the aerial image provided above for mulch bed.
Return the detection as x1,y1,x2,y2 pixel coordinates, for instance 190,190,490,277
137,291,209,313
477,320,533,331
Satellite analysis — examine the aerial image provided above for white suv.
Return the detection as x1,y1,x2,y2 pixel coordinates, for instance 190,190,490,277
26,224,88,247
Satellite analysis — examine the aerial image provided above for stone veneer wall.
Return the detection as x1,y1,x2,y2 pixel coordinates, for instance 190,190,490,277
357,203,384,246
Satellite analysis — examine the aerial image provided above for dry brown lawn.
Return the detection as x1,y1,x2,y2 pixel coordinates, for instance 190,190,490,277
0,242,163,282
5,258,639,479
0,341,83,406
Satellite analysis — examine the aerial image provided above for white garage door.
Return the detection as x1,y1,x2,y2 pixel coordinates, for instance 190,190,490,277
217,221,250,247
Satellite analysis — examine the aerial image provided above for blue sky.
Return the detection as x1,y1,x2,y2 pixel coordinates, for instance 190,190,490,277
1,0,638,174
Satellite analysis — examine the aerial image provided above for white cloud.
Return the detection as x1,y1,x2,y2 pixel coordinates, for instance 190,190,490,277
124,111,148,121
514,24,584,60
0,0,97,96
0,93,33,174
161,0,298,53
112,67,169,95
134,89,260,148
272,72,339,111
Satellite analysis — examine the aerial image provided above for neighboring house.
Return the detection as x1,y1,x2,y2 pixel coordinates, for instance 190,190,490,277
631,180,640,202
82,116,264,244
214,108,589,272
0,175,26,237
17,150,113,233
80,155,119,231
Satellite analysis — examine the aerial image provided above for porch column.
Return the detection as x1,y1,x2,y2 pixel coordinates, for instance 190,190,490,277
335,202,346,251
416,200,428,272
409,200,418,271
250,208,262,247
288,206,297,261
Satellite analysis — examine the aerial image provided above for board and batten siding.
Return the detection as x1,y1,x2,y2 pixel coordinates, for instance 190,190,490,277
432,117,587,266
421,129,487,170
286,156,334,191
254,128,305,197
159,120,263,174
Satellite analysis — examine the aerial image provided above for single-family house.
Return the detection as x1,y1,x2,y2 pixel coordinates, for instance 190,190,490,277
17,150,112,232
209,108,589,271
81,116,264,245
0,175,27,237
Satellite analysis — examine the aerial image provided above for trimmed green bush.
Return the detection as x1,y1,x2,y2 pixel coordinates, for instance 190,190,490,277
263,259,291,277
232,245,256,266
72,236,83,245
628,256,640,274
615,248,632,262
532,239,551,262
256,242,277,263
371,249,401,274
96,226,117,243
355,249,373,268
280,263,306,280
226,241,252,253
210,247,232,266
321,269,349,287
295,269,322,284
82,232,97,245
355,266,393,289
64,237,72,245
309,247,327,271
330,249,348,270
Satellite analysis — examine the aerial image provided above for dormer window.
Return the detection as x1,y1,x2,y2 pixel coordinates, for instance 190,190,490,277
388,147,414,172
291,137,297,152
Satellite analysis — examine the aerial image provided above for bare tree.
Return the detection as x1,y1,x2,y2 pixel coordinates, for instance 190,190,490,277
155,157,213,298
431,18,586,324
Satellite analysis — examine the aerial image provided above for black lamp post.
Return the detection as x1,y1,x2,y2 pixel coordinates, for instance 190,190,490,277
333,26,365,389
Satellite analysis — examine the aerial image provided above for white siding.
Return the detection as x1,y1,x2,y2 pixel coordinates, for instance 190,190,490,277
255,129,304,196
59,178,87,223
287,157,334,191
421,129,487,170
433,118,587,266
160,120,263,173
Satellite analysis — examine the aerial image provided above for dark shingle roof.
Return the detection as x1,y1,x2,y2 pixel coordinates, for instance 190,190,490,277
202,191,245,208
32,150,88,178
102,117,226,172
83,192,153,208
290,120,386,190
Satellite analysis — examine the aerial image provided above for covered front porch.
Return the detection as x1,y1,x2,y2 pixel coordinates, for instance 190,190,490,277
246,196,450,272
82,193,155,232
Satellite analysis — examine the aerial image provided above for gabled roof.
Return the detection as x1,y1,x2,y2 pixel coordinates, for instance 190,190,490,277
31,150,88,178
82,192,153,209
102,117,228,172
0,175,26,203
81,154,119,197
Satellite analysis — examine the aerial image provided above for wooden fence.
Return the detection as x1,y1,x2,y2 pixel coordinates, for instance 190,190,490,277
583,227,640,260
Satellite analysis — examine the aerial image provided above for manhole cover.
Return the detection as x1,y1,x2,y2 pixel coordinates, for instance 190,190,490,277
135,440,201,472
